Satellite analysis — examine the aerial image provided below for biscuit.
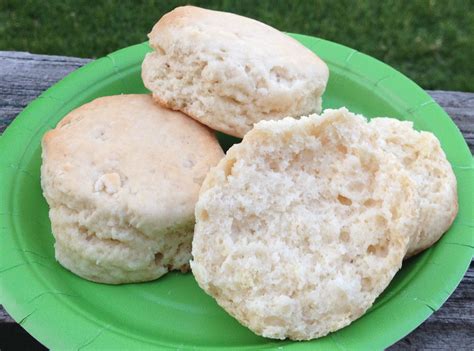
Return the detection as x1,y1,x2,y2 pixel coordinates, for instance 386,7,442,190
370,118,458,257
142,6,329,137
191,108,419,340
41,94,224,284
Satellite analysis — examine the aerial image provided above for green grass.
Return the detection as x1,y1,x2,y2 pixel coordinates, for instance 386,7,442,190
1,0,473,91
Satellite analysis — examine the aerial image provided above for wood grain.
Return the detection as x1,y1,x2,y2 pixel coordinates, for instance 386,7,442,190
0,51,472,350
0,51,91,132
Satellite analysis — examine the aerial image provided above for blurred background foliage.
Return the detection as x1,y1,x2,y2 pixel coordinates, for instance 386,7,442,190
0,0,473,91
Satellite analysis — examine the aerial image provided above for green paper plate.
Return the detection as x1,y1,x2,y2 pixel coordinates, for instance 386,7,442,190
0,34,473,350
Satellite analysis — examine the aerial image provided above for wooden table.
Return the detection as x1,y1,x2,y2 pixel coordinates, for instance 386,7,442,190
0,51,473,350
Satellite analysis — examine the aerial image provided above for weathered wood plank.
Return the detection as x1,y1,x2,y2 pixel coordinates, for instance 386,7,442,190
0,51,473,349
0,51,91,132
1,51,473,153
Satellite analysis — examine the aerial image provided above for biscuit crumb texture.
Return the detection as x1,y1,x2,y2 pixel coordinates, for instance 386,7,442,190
142,6,329,137
191,108,419,340
370,118,458,257
41,94,224,284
